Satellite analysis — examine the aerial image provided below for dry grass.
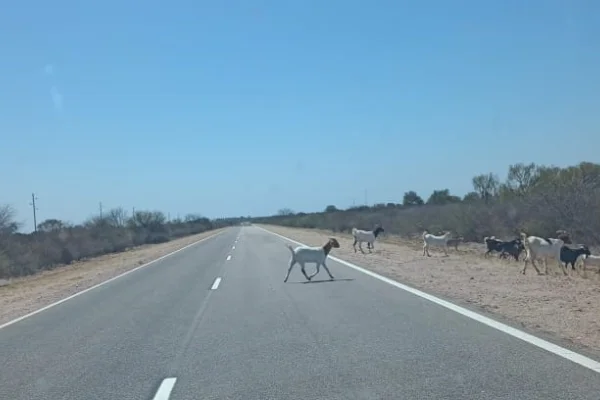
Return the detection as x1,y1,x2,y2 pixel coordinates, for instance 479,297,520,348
259,224,600,353
0,228,225,326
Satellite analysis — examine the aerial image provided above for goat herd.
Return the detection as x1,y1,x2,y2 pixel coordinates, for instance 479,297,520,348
420,228,600,278
283,226,600,282
482,231,600,277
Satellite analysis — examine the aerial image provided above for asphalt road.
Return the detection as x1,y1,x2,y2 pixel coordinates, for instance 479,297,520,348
2,226,600,399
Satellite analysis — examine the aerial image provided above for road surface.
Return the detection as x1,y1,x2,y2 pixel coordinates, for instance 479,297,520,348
1,226,600,399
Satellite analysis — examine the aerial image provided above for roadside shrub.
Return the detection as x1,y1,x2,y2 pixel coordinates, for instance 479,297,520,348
0,206,242,279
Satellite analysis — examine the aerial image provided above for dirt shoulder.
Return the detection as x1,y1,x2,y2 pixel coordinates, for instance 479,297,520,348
258,224,600,355
0,228,225,326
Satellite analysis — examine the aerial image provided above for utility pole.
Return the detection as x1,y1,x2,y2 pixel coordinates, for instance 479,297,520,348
364,189,368,206
29,193,39,232
99,202,103,219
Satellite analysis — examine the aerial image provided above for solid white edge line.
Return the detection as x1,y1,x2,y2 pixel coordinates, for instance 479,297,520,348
152,377,177,400
257,226,600,374
211,277,222,290
226,255,232,261
0,230,226,331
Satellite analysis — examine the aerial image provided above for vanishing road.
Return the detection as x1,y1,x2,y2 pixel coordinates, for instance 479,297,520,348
2,226,600,399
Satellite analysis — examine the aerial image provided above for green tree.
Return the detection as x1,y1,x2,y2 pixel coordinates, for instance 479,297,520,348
506,162,539,195
403,191,424,206
462,192,480,203
426,189,461,205
472,173,499,203
37,219,67,232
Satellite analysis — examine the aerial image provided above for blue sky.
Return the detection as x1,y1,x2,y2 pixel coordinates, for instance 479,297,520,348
1,0,599,230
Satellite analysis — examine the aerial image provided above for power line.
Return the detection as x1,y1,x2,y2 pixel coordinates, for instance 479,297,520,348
29,193,39,232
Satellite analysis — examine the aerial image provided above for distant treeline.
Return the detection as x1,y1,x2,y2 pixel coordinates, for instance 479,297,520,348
251,162,600,246
0,207,243,279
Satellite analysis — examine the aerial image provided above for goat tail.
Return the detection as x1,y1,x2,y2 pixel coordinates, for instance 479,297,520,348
351,227,358,237
285,244,295,256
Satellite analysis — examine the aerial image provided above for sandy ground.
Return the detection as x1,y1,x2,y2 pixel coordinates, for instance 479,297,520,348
258,224,600,354
0,229,225,326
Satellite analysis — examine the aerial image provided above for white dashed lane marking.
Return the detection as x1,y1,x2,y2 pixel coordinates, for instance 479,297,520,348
211,277,222,290
152,378,177,400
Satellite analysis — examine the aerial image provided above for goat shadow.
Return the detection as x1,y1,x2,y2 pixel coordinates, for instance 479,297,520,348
289,278,355,284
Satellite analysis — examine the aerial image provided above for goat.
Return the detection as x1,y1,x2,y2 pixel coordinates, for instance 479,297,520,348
446,236,464,251
560,245,591,273
580,254,600,278
422,230,452,257
499,240,525,261
484,236,524,261
520,232,565,275
284,238,340,282
352,226,384,253
484,236,501,257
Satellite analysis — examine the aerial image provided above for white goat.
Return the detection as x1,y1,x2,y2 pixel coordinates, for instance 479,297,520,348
580,254,600,278
422,230,453,257
284,238,340,282
352,226,385,253
520,232,565,275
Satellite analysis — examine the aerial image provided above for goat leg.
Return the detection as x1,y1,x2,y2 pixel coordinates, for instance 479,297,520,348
284,261,295,282
532,259,542,275
521,259,528,275
359,242,365,254
424,244,431,257
308,263,320,280
558,261,568,276
300,263,311,281
321,261,335,280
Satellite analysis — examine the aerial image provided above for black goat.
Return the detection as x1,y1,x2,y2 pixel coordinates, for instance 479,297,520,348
560,245,591,271
484,236,525,261
499,240,526,261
